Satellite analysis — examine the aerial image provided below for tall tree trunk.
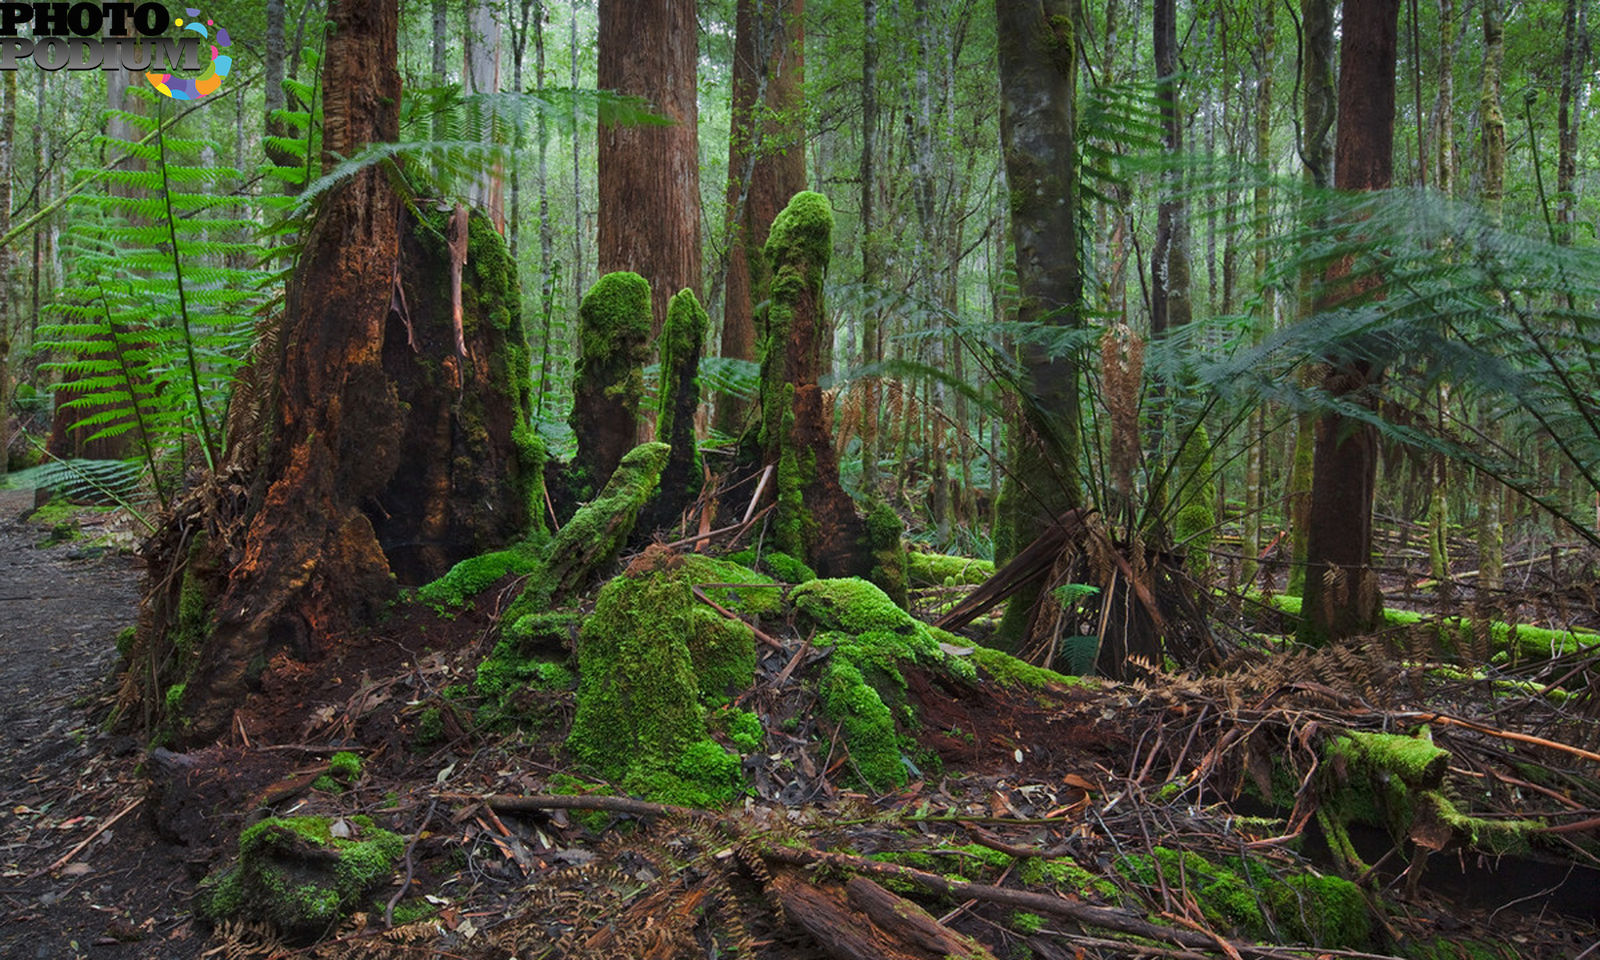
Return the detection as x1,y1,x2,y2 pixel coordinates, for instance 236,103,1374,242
1433,0,1456,196
1286,0,1335,597
464,0,505,230
0,71,11,480
1555,0,1584,245
597,0,701,338
1150,0,1191,341
911,0,948,541
858,0,880,494
433,0,448,137
714,0,805,437
993,0,1080,651
1241,6,1274,586
1476,0,1506,593
264,0,296,191
570,0,584,301
1299,0,1399,645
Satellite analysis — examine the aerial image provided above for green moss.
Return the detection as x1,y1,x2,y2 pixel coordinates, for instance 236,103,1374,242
416,545,542,614
1016,856,1120,901
199,816,404,941
864,500,909,607
566,569,744,807
115,625,136,657
963,643,1092,690
547,773,620,832
1264,872,1371,947
413,707,444,746
570,272,653,498
793,577,924,636
688,606,757,704
1247,591,1600,660
164,683,186,714
577,271,652,371
384,898,438,926
729,549,816,584
678,554,785,617
311,774,341,793
656,288,707,442
819,658,905,790
328,751,362,782
906,551,996,586
1011,911,1046,934
508,442,669,617
717,707,764,752
1172,422,1216,576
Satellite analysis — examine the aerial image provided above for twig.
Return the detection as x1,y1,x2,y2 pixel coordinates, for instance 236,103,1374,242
1407,712,1600,765
385,798,438,928
34,797,143,879
693,585,787,650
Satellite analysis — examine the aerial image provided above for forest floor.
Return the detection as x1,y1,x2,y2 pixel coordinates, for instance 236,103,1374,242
2,490,1599,959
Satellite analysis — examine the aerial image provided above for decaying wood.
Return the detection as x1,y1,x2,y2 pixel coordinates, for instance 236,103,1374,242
769,869,997,960
935,509,1090,630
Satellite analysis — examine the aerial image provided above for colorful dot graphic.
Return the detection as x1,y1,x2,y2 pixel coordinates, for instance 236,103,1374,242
146,8,232,100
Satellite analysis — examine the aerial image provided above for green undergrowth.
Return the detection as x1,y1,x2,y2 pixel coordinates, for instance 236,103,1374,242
1115,847,1371,949
198,816,404,941
473,611,579,729
1247,591,1600,661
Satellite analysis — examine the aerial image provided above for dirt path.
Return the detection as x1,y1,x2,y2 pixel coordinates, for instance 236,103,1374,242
0,491,196,959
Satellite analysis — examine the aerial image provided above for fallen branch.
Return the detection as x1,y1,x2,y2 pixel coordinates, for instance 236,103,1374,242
693,585,787,650
35,797,143,879
1405,712,1600,765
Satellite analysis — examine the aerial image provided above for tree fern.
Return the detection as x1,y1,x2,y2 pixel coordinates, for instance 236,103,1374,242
35,88,274,503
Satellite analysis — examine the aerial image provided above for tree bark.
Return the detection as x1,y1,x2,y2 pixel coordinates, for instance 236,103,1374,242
858,0,880,494
464,0,505,231
1287,0,1335,598
714,0,805,436
993,0,1080,651
0,70,11,480
597,0,701,338
1554,0,1583,244
264,0,296,191
1476,0,1506,591
1299,0,1398,645
1241,6,1274,586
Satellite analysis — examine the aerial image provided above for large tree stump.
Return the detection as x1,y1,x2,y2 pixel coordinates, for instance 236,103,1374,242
758,192,868,579
568,271,651,503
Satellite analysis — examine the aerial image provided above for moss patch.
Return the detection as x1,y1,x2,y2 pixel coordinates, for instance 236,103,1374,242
725,548,816,584
566,569,746,807
678,553,785,617
907,551,996,586
198,816,404,941
416,545,542,614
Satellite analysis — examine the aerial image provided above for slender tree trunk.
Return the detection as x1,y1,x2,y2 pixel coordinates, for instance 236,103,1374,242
264,0,296,191
597,0,701,338
1300,0,1399,645
464,0,505,230
0,71,12,480
433,0,448,133
714,0,805,436
1433,0,1456,196
911,0,948,541
1555,0,1584,245
570,0,583,301
1150,0,1191,341
1477,0,1506,593
993,0,1080,651
1286,0,1335,597
858,0,880,494
1241,7,1274,586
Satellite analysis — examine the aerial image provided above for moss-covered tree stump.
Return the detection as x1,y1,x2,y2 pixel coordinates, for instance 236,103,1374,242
567,561,756,807
569,271,652,502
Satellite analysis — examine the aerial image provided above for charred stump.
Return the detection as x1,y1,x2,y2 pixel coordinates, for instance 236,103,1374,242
119,0,539,745
567,271,651,505
757,191,868,580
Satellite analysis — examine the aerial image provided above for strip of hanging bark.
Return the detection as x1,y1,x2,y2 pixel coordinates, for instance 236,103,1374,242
447,202,469,362
934,508,1090,630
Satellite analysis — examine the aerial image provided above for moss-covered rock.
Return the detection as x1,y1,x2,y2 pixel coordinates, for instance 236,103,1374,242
198,816,404,941
566,568,749,807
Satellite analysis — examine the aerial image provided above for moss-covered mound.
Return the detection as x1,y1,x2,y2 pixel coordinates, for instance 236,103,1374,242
566,567,755,807
198,816,404,941
906,550,996,586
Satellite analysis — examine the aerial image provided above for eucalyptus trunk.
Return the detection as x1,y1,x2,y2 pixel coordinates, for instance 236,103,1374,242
597,0,701,338
1240,7,1274,586
858,0,880,494
1477,0,1506,592
714,0,805,436
1555,0,1583,244
1286,0,1335,597
993,0,1081,651
464,0,504,230
1299,0,1398,645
